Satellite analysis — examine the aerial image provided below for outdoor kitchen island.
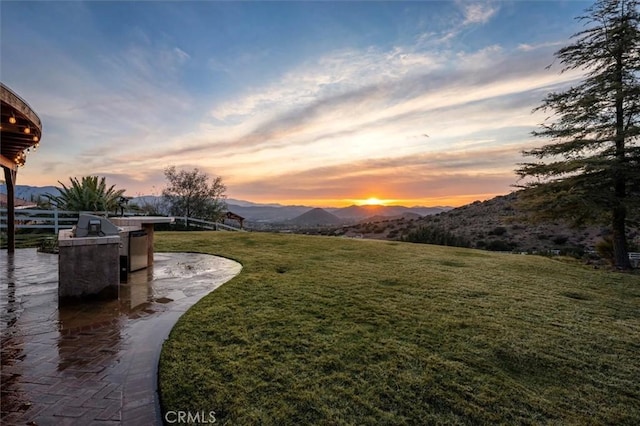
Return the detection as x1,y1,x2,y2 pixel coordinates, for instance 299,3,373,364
57,215,173,300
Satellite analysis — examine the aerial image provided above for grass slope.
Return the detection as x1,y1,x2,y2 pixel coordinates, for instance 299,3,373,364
157,232,640,425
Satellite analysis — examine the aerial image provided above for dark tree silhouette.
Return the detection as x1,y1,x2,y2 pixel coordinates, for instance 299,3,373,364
517,0,640,269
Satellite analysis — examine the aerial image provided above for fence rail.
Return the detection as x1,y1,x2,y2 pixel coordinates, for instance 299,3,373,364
0,209,111,233
174,216,244,232
0,209,243,233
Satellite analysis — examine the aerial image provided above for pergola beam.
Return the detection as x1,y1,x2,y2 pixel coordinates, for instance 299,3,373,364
1,83,42,253
0,154,18,172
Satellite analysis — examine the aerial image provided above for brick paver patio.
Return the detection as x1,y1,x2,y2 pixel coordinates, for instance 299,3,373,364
1,249,241,425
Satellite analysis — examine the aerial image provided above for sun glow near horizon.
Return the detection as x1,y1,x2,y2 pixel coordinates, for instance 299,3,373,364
234,192,505,208
357,197,390,206
355,197,393,206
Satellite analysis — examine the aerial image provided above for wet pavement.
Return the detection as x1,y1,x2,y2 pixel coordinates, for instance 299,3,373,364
1,249,242,425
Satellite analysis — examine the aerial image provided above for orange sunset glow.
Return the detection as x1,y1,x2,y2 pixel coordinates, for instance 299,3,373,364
249,193,502,209
2,1,588,209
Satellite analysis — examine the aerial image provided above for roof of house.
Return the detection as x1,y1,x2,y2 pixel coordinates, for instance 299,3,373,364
0,193,37,208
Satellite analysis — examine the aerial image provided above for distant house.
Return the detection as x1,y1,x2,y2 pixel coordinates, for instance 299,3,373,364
224,211,245,229
0,194,37,209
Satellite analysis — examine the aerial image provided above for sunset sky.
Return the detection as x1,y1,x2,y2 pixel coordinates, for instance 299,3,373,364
1,1,590,207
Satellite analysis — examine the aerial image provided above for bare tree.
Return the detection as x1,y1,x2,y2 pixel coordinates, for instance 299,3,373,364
162,166,227,228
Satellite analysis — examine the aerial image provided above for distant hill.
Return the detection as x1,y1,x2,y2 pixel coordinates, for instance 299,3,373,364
0,185,60,200
331,204,449,220
360,212,422,223
289,208,343,226
1,185,452,225
225,203,312,222
339,191,640,254
226,198,286,208
0,193,37,208
152,198,447,224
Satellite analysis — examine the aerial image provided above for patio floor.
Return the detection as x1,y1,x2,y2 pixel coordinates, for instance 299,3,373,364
1,248,241,425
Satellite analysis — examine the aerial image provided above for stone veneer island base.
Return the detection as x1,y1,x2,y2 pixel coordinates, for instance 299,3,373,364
58,229,120,301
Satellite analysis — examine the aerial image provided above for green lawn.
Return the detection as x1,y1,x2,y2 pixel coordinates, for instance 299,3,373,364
157,232,640,425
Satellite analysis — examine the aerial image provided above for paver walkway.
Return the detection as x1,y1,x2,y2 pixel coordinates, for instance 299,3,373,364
1,249,242,425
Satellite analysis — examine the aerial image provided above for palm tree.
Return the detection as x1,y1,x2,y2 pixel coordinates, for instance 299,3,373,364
45,176,125,212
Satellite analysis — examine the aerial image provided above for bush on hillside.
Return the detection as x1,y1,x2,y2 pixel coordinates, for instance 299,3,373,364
486,240,516,252
595,237,615,265
553,235,569,245
402,226,470,248
489,226,507,236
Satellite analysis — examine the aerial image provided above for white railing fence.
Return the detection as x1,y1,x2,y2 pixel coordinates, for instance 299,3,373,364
0,208,109,233
174,216,244,232
0,209,243,233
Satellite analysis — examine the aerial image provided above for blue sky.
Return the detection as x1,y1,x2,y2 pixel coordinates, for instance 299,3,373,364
1,0,590,206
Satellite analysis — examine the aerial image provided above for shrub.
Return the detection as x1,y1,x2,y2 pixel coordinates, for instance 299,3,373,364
402,226,470,248
595,237,615,265
486,240,516,252
552,235,569,245
561,246,585,258
387,229,400,239
488,226,507,236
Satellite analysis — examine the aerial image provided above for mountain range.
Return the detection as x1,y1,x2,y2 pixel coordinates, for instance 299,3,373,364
0,185,451,224
0,185,60,201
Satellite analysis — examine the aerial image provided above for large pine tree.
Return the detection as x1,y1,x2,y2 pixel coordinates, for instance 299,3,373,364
517,0,640,269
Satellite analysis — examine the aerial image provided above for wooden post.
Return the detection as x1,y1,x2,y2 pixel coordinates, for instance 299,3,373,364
3,166,16,253
54,208,59,234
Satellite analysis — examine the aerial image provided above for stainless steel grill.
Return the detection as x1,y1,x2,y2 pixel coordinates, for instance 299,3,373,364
129,230,148,272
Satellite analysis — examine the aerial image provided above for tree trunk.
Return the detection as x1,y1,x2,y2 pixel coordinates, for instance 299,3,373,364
612,205,632,269
611,40,631,270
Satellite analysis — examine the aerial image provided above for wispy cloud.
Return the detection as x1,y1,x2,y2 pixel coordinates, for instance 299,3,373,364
60,34,584,203
5,1,585,205
7,26,195,175
460,1,499,25
517,41,564,52
422,1,500,46
139,42,579,160
230,143,527,204
210,46,444,122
